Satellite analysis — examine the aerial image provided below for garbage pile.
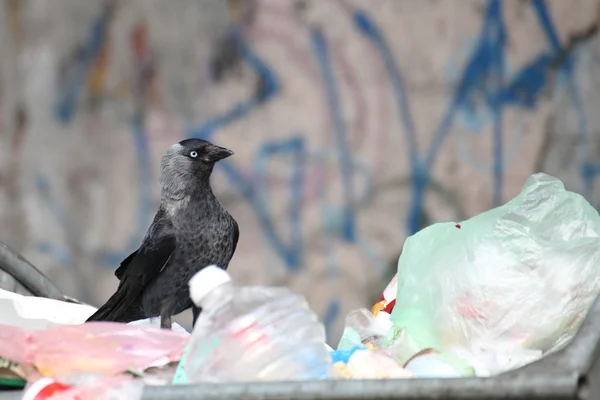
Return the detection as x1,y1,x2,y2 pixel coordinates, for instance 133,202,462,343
2,173,600,399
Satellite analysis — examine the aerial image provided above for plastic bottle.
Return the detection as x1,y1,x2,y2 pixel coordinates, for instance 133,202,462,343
183,266,332,382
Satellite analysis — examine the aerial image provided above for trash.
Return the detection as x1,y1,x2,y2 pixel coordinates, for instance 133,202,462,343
127,317,189,335
388,173,600,375
336,327,362,351
22,375,143,400
0,288,97,329
329,345,368,365
337,308,391,350
21,377,73,400
404,349,468,378
329,344,412,379
371,274,398,317
0,322,188,378
0,288,189,393
0,288,188,333
177,265,332,383
344,349,413,379
449,344,542,377
0,357,31,388
4,172,600,389
140,362,181,386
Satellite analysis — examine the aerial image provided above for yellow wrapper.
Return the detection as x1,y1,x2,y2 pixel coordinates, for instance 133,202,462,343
371,301,385,316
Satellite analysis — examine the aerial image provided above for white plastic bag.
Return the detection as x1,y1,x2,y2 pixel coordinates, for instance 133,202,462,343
0,289,97,329
390,173,600,374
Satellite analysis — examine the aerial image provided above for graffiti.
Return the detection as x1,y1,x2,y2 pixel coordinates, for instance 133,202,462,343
354,0,584,234
311,28,356,242
99,114,155,265
2,0,600,337
253,136,306,269
34,174,72,267
192,29,280,138
209,29,245,83
130,22,161,110
55,0,118,123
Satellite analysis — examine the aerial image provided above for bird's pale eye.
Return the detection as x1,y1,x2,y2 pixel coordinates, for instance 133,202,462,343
190,151,198,159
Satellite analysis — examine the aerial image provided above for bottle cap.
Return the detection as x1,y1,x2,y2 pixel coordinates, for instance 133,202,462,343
22,378,73,400
189,265,231,307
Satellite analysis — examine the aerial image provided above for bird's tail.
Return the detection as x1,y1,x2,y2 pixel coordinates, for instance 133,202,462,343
86,289,142,323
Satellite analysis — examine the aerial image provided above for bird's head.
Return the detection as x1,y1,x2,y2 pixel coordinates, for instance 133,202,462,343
160,138,233,199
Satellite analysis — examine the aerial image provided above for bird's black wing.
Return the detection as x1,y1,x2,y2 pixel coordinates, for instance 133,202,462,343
87,210,176,322
114,250,137,281
229,218,239,264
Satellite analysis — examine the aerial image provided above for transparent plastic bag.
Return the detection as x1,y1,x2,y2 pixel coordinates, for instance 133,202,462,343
390,173,600,374
0,322,189,377
337,308,392,350
344,349,412,379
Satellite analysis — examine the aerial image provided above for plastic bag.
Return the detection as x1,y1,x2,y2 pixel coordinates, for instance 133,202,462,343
337,308,392,350
449,345,541,377
0,288,97,329
343,349,413,379
22,375,143,400
390,173,600,374
0,322,189,377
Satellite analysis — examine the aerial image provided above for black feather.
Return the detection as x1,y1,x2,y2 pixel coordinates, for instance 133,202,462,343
115,250,137,280
86,212,176,323
231,218,239,260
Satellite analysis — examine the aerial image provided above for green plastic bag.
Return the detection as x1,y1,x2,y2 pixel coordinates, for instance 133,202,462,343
390,173,600,373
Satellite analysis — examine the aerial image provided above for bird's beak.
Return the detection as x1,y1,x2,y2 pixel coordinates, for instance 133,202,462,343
204,145,234,163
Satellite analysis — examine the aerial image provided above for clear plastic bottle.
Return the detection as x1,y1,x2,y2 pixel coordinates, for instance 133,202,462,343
184,266,332,382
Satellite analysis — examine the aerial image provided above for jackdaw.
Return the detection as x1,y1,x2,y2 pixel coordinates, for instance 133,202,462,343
86,138,239,328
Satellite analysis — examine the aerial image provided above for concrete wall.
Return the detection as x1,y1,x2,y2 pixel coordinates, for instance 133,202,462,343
1,0,599,340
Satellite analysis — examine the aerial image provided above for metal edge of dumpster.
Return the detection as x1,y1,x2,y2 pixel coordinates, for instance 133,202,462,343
141,294,600,400
0,241,64,300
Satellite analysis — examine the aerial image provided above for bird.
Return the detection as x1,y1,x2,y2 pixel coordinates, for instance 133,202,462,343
86,138,239,329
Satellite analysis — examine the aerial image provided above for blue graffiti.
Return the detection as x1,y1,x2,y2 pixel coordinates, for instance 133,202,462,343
253,136,306,269
34,174,72,267
190,30,318,270
353,0,588,233
38,0,596,336
99,114,155,266
353,9,436,235
311,29,356,242
500,53,553,108
323,298,341,342
530,0,592,198
128,116,155,248
186,28,374,328
54,2,113,124
49,1,156,268
191,29,279,140
460,0,506,205
189,28,364,273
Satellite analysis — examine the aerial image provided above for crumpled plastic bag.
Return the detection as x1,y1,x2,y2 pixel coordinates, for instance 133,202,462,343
449,344,541,377
390,173,600,375
0,288,97,329
0,288,190,333
337,308,392,350
343,349,413,379
0,322,189,377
